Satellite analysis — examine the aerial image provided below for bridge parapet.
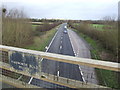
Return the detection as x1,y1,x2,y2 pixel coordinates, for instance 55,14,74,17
0,45,119,89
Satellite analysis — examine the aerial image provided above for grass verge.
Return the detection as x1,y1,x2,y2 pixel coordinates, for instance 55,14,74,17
25,26,58,51
70,28,119,89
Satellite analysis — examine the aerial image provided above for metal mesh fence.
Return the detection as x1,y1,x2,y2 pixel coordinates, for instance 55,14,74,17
1,51,9,63
0,48,119,89
0,50,77,88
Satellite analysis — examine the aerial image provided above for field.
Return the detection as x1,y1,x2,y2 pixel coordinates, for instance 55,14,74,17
32,25,39,31
90,24,104,31
74,23,113,31
90,24,113,31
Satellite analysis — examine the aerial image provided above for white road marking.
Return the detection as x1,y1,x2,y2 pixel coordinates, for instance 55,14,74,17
60,45,62,50
82,77,86,83
41,58,43,61
46,27,59,52
45,46,48,50
57,71,60,77
74,53,76,56
61,40,62,44
28,77,33,84
67,29,76,56
77,52,79,56
79,66,83,76
68,29,86,83
61,36,63,40
79,64,86,82
28,26,60,84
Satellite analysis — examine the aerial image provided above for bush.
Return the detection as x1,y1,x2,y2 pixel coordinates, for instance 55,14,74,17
36,22,60,32
34,22,61,36
2,8,33,47
68,22,118,59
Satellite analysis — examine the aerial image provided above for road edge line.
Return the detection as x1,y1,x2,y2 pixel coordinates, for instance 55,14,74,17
28,25,60,84
67,29,86,83
45,26,60,52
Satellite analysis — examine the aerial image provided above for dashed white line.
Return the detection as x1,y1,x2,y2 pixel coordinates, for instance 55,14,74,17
60,45,62,50
82,77,86,83
57,71,60,77
68,29,86,83
77,52,79,56
79,66,83,76
61,40,62,44
74,53,76,56
67,29,76,56
61,36,63,40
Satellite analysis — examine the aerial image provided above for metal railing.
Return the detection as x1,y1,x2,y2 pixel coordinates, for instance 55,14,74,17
0,45,119,89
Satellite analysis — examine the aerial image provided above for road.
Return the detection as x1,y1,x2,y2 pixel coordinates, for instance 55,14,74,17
68,29,98,84
2,23,83,89
1,23,97,88
2,23,85,88
29,23,83,88
41,23,83,81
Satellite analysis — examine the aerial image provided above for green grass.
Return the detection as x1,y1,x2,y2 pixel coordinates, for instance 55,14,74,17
32,24,40,31
91,24,104,31
25,26,57,51
74,23,113,31
96,69,119,88
71,28,119,89
90,24,113,31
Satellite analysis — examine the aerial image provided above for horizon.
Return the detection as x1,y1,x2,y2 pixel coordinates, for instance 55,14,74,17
2,0,119,20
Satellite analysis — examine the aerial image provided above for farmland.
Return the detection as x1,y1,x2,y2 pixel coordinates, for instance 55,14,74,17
90,24,113,31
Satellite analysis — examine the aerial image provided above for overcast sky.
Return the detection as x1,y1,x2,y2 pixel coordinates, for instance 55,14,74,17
2,0,119,20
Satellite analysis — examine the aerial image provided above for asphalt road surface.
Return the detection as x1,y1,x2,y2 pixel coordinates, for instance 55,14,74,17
41,23,83,81
2,23,83,88
68,29,98,84
29,23,81,88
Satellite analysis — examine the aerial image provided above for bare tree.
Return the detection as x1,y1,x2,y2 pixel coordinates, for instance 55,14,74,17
2,7,33,47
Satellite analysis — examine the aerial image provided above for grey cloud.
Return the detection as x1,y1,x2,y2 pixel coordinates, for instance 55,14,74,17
2,0,118,20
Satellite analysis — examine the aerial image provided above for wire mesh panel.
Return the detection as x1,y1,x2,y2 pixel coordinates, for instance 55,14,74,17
1,51,9,63
0,45,119,89
0,49,80,88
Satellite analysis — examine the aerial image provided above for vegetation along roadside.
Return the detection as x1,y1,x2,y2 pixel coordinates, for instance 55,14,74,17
2,8,61,51
68,21,119,89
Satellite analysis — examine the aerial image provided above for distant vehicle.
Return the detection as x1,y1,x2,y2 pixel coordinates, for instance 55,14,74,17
63,30,67,34
64,26,67,29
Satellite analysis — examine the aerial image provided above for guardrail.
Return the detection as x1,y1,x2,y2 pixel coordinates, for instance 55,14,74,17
0,45,119,72
0,45,120,88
